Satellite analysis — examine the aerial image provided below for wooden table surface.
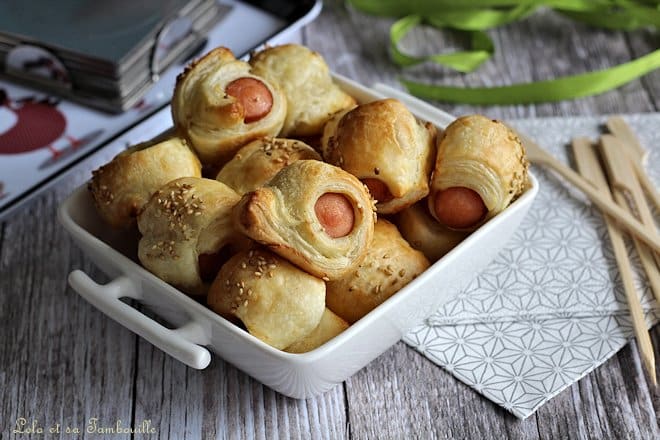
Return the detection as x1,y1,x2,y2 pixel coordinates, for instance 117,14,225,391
2,1,659,438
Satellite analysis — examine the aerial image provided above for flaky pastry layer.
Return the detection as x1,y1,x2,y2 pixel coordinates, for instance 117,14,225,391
88,137,201,228
207,248,325,349
249,44,356,137
428,114,528,229
322,99,437,214
233,160,376,280
138,177,244,297
215,137,320,195
172,47,287,165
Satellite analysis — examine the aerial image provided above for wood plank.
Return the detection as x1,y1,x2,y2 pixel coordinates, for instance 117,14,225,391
491,12,656,117
624,31,660,110
307,0,398,84
321,1,657,120
131,336,347,439
343,342,540,439
533,339,660,440
0,191,137,439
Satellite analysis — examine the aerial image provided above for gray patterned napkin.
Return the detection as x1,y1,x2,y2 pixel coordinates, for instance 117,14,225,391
403,114,660,419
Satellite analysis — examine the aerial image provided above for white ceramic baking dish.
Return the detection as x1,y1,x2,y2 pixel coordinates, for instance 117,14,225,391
58,76,539,399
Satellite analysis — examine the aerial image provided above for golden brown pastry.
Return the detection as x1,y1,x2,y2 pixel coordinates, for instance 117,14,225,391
326,219,430,324
249,44,356,137
396,201,469,263
322,99,437,215
88,137,201,228
233,160,376,280
207,248,325,350
428,114,528,230
319,106,354,159
171,47,287,165
285,308,349,354
215,137,321,195
137,177,247,297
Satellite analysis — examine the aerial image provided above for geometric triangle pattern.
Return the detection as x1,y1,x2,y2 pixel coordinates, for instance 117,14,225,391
403,113,660,419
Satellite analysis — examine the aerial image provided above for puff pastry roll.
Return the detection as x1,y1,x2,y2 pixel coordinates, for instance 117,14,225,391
319,106,354,159
89,137,201,228
215,137,321,195
207,248,325,350
171,47,287,165
326,219,430,324
249,44,356,137
429,114,528,230
396,201,469,263
322,99,437,215
137,177,246,297
233,160,376,280
285,308,349,354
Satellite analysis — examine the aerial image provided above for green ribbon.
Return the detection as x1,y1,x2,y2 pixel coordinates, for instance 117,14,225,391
390,16,495,72
348,0,660,105
402,49,660,104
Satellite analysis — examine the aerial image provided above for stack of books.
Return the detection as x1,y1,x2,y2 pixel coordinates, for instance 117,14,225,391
0,0,225,113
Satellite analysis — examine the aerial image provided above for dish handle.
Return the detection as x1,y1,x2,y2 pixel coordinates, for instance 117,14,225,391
68,270,212,370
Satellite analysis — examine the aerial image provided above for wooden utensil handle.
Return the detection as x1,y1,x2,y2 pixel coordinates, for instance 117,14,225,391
572,137,656,387
518,133,660,255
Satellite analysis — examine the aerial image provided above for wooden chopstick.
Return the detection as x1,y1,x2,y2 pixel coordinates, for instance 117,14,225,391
606,116,660,211
572,137,657,387
515,131,660,255
600,135,660,305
